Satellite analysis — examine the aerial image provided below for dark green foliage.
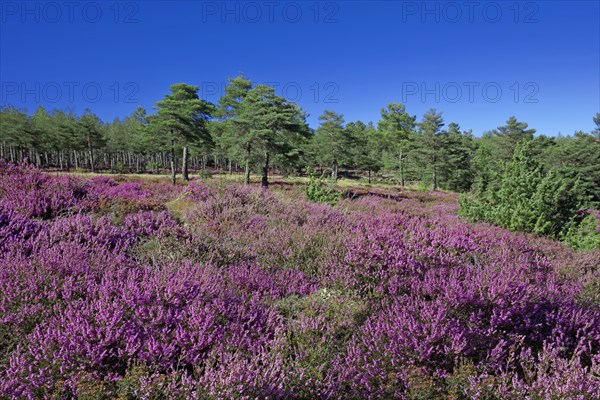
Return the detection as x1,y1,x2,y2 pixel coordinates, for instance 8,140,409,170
437,123,477,192
412,108,445,191
312,110,351,181
377,103,417,186
489,116,536,162
215,76,310,186
460,141,592,243
147,84,214,148
146,83,214,183
345,121,382,181
78,109,106,172
538,131,600,204
214,75,254,182
0,106,34,154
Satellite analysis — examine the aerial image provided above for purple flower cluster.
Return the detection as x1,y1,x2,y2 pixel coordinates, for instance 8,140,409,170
1,165,598,399
0,162,85,219
333,211,598,398
79,176,164,216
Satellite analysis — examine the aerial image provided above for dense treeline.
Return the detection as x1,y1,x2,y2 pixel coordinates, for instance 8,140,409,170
1,75,599,200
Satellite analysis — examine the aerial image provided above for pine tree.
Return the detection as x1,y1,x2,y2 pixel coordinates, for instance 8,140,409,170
592,112,600,139
414,109,445,191
313,111,350,181
346,120,382,183
438,123,476,192
377,103,416,187
233,85,309,188
216,75,254,183
78,109,105,173
491,116,536,161
147,84,214,184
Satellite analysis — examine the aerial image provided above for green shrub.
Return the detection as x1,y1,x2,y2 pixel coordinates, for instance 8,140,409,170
305,169,340,205
146,161,162,172
114,162,127,174
460,140,595,248
199,169,213,179
416,181,430,192
562,212,600,251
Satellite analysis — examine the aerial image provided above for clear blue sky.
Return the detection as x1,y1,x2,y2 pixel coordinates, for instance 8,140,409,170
1,0,599,136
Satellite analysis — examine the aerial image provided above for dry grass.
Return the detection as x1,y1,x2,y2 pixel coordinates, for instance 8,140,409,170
55,170,450,198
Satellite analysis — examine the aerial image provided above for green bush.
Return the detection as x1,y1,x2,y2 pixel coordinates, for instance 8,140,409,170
146,161,162,172
416,181,430,192
561,212,600,251
114,162,127,174
460,140,596,247
198,169,213,179
305,169,340,205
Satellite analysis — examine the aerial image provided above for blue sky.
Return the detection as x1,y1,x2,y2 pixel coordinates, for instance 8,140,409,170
1,0,599,136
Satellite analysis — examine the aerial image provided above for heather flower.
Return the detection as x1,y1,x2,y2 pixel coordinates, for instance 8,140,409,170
1,165,598,399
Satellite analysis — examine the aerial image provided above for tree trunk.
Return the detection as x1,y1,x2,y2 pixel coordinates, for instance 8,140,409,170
171,140,177,185
261,152,269,189
331,161,338,181
244,160,250,185
182,146,189,181
431,167,437,191
399,151,405,187
88,135,95,173
228,159,232,175
368,169,371,183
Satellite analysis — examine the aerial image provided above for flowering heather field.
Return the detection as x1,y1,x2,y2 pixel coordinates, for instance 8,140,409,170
1,162,599,399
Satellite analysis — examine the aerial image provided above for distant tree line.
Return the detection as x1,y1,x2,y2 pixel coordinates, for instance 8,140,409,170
1,75,599,201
